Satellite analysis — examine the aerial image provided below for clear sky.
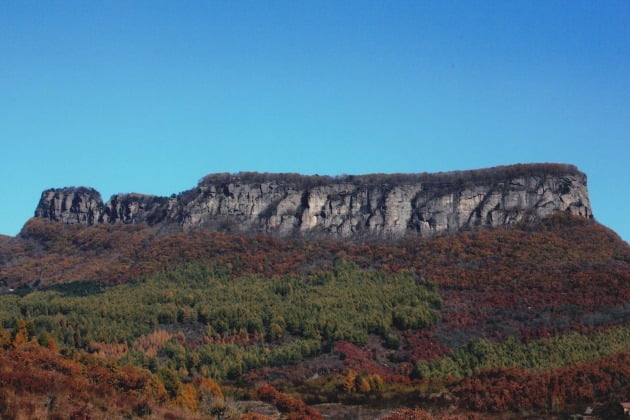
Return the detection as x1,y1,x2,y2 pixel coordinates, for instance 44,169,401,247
1,1,628,241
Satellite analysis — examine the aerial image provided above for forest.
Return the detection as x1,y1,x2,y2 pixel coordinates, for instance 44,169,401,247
0,212,628,418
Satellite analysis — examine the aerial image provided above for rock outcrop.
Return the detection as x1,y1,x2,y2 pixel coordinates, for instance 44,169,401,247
32,163,593,239
35,187,104,225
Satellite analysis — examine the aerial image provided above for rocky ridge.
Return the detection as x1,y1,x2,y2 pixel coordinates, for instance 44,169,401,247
32,163,593,238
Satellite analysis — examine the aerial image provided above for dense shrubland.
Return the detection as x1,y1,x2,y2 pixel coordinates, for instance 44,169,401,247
0,212,628,417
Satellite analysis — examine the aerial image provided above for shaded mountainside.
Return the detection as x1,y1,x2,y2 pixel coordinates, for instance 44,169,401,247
33,163,592,238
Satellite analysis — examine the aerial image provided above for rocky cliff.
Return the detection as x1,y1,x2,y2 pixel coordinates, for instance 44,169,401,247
32,163,593,238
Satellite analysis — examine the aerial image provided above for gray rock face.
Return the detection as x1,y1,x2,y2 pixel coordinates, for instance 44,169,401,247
102,194,169,225
32,164,593,238
35,187,103,225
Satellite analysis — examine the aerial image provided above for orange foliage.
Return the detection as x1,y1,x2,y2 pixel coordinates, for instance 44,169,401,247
11,319,31,347
133,329,174,357
194,376,224,401
40,332,59,353
176,383,200,410
88,340,130,359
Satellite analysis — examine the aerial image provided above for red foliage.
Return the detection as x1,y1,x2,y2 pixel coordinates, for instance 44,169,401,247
0,341,194,418
454,349,630,412
333,341,388,376
256,384,322,420
402,330,451,363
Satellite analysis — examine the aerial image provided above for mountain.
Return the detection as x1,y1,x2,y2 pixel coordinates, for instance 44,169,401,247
0,163,627,419
33,163,591,238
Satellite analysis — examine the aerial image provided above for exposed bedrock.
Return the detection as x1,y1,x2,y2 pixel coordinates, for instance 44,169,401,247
33,163,593,238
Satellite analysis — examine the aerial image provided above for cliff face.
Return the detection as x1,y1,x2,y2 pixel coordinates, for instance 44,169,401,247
35,187,104,225
32,164,593,238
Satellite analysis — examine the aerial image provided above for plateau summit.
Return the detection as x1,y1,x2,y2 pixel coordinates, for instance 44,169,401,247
34,163,592,239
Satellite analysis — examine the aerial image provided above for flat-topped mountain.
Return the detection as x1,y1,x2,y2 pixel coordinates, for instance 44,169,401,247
4,164,628,420
33,163,592,238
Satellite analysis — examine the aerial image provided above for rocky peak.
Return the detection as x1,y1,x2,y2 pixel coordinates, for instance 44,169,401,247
31,163,593,239
35,187,104,225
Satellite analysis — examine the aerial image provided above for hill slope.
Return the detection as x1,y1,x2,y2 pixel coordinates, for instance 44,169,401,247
0,165,627,418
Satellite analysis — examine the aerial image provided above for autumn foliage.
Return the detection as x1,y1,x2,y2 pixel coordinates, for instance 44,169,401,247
256,384,322,420
383,409,483,419
454,349,630,413
0,340,181,418
0,324,222,418
0,212,628,417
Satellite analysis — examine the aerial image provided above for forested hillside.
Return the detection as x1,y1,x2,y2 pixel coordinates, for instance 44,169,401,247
0,213,628,418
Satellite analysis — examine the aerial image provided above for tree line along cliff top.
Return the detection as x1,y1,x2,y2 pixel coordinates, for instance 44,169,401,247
40,163,584,198
196,163,584,189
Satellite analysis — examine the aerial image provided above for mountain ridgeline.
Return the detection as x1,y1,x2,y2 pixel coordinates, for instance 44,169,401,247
33,163,592,238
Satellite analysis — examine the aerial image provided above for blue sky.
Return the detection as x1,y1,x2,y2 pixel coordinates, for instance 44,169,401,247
1,1,628,241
